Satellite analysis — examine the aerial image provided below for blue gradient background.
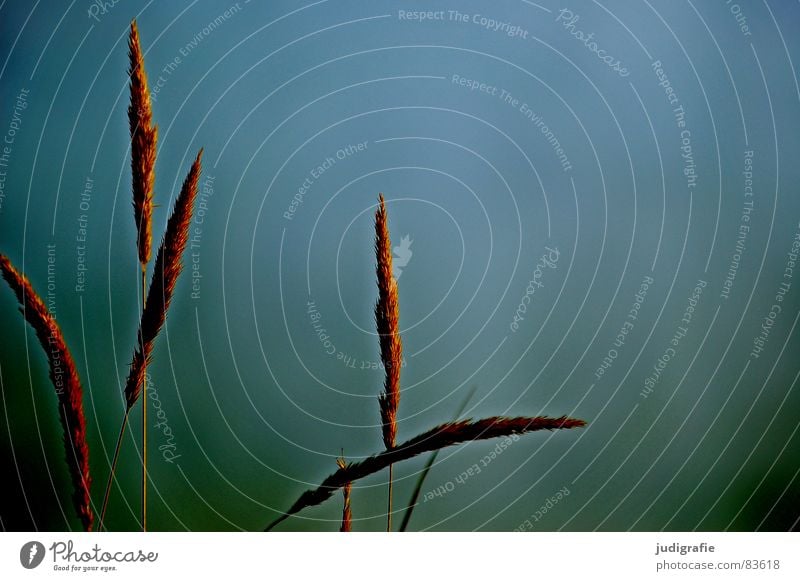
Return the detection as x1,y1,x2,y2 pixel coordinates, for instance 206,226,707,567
1,0,799,531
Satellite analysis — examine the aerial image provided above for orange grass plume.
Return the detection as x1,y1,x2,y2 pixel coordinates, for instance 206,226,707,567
0,254,94,531
375,194,402,449
265,415,586,531
124,149,203,408
336,456,352,532
128,19,157,267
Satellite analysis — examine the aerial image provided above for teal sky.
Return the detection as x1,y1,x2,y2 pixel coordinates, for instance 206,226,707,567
1,0,799,531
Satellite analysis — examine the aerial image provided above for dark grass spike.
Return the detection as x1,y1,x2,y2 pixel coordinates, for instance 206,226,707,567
374,193,402,531
0,254,94,531
265,415,586,531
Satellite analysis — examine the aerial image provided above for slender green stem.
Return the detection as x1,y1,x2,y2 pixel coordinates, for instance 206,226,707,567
387,464,393,532
398,386,477,532
141,266,147,532
97,407,131,531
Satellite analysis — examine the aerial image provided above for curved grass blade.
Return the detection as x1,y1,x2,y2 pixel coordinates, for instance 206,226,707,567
265,415,585,531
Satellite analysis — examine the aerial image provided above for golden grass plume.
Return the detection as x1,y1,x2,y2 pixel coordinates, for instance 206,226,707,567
124,149,203,408
0,254,94,531
128,19,157,267
375,194,402,451
265,415,585,531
